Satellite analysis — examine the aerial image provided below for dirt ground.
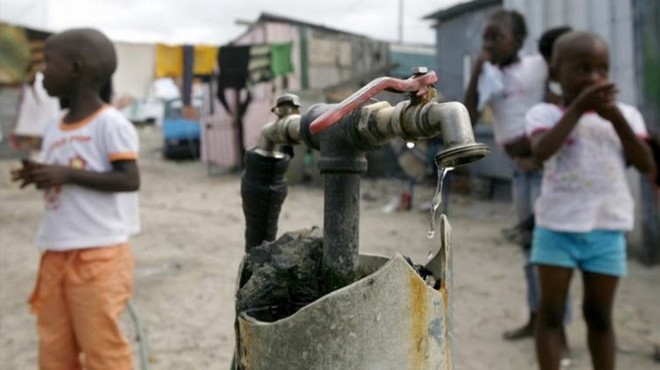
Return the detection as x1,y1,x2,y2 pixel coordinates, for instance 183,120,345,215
1,126,658,370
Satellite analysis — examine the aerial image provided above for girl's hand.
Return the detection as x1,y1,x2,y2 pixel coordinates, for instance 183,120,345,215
594,85,622,122
472,50,491,75
572,82,617,114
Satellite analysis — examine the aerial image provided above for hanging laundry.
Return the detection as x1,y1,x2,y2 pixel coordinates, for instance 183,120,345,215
114,42,157,99
270,41,294,77
0,23,30,84
182,45,194,106
216,45,251,114
217,45,250,89
25,28,51,84
13,71,61,147
156,44,183,78
194,46,218,76
247,44,272,86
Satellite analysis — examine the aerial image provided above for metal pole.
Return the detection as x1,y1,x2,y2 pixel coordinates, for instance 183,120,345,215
317,118,367,292
398,0,404,43
322,173,361,289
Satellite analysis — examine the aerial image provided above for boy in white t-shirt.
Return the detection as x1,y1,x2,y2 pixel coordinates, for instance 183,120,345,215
526,31,654,370
11,28,139,370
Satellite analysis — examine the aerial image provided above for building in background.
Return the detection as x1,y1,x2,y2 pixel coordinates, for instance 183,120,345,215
423,0,507,198
388,43,436,79
201,12,391,171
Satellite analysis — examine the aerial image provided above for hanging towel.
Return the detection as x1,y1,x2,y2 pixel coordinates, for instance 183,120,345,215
14,72,61,138
25,28,51,84
247,44,272,86
194,45,218,76
477,61,505,111
156,44,183,78
217,45,251,89
216,45,251,114
0,23,30,84
270,42,294,76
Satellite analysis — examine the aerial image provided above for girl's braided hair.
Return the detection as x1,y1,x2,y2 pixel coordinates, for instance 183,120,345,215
489,9,528,45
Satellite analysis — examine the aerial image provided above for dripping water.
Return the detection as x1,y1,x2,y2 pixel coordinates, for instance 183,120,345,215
426,166,453,259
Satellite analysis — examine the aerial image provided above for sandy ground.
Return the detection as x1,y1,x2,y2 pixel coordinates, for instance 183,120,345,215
1,126,659,370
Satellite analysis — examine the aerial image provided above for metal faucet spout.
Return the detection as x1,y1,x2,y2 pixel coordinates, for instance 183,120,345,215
350,100,490,167
425,102,490,167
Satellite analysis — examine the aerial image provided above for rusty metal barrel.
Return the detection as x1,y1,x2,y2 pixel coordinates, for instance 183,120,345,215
234,216,454,370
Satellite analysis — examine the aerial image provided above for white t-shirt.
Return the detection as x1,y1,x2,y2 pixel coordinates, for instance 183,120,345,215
525,102,649,232
36,106,140,250
480,55,547,145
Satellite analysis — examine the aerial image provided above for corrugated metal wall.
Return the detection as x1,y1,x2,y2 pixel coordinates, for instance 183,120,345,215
633,0,660,135
633,0,659,264
432,3,501,102
505,0,638,105
429,0,656,255
388,43,436,79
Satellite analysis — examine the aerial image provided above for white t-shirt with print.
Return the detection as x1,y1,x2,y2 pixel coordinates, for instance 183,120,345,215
36,106,140,250
480,54,547,145
525,102,649,232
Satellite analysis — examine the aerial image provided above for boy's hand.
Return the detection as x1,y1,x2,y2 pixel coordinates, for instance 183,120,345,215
10,159,39,188
29,165,72,189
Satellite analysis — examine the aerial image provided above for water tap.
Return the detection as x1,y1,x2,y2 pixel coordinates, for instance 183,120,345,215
303,68,489,168
255,94,304,157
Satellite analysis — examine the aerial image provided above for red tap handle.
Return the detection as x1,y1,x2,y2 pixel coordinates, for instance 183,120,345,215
309,72,438,134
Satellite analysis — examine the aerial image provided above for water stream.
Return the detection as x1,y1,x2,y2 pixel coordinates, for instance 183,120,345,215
426,166,453,259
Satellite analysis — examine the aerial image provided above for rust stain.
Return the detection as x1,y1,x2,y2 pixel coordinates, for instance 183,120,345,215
238,319,252,369
409,270,428,370
439,284,452,370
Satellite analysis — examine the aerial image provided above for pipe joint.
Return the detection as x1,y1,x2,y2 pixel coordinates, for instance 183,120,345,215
256,114,302,156
355,101,392,149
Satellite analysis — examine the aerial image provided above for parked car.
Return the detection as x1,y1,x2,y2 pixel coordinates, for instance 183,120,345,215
162,99,201,160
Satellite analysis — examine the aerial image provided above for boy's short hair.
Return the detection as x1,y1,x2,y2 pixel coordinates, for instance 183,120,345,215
51,28,117,86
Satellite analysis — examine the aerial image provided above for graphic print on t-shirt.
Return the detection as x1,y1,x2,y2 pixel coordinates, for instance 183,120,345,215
44,186,61,210
69,155,87,170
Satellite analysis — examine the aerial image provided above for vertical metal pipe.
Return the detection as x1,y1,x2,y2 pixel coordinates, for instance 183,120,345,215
233,90,246,167
322,173,361,291
316,115,367,292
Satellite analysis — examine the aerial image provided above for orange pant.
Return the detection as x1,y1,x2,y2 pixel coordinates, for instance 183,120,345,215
29,243,134,370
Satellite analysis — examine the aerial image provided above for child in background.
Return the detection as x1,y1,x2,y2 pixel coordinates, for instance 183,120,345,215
538,26,572,105
463,9,551,342
526,31,654,370
10,28,139,370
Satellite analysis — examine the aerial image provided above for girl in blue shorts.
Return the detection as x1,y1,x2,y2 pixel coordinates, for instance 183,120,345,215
525,31,655,370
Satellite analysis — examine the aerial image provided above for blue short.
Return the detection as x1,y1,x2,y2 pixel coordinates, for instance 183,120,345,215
531,226,627,277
